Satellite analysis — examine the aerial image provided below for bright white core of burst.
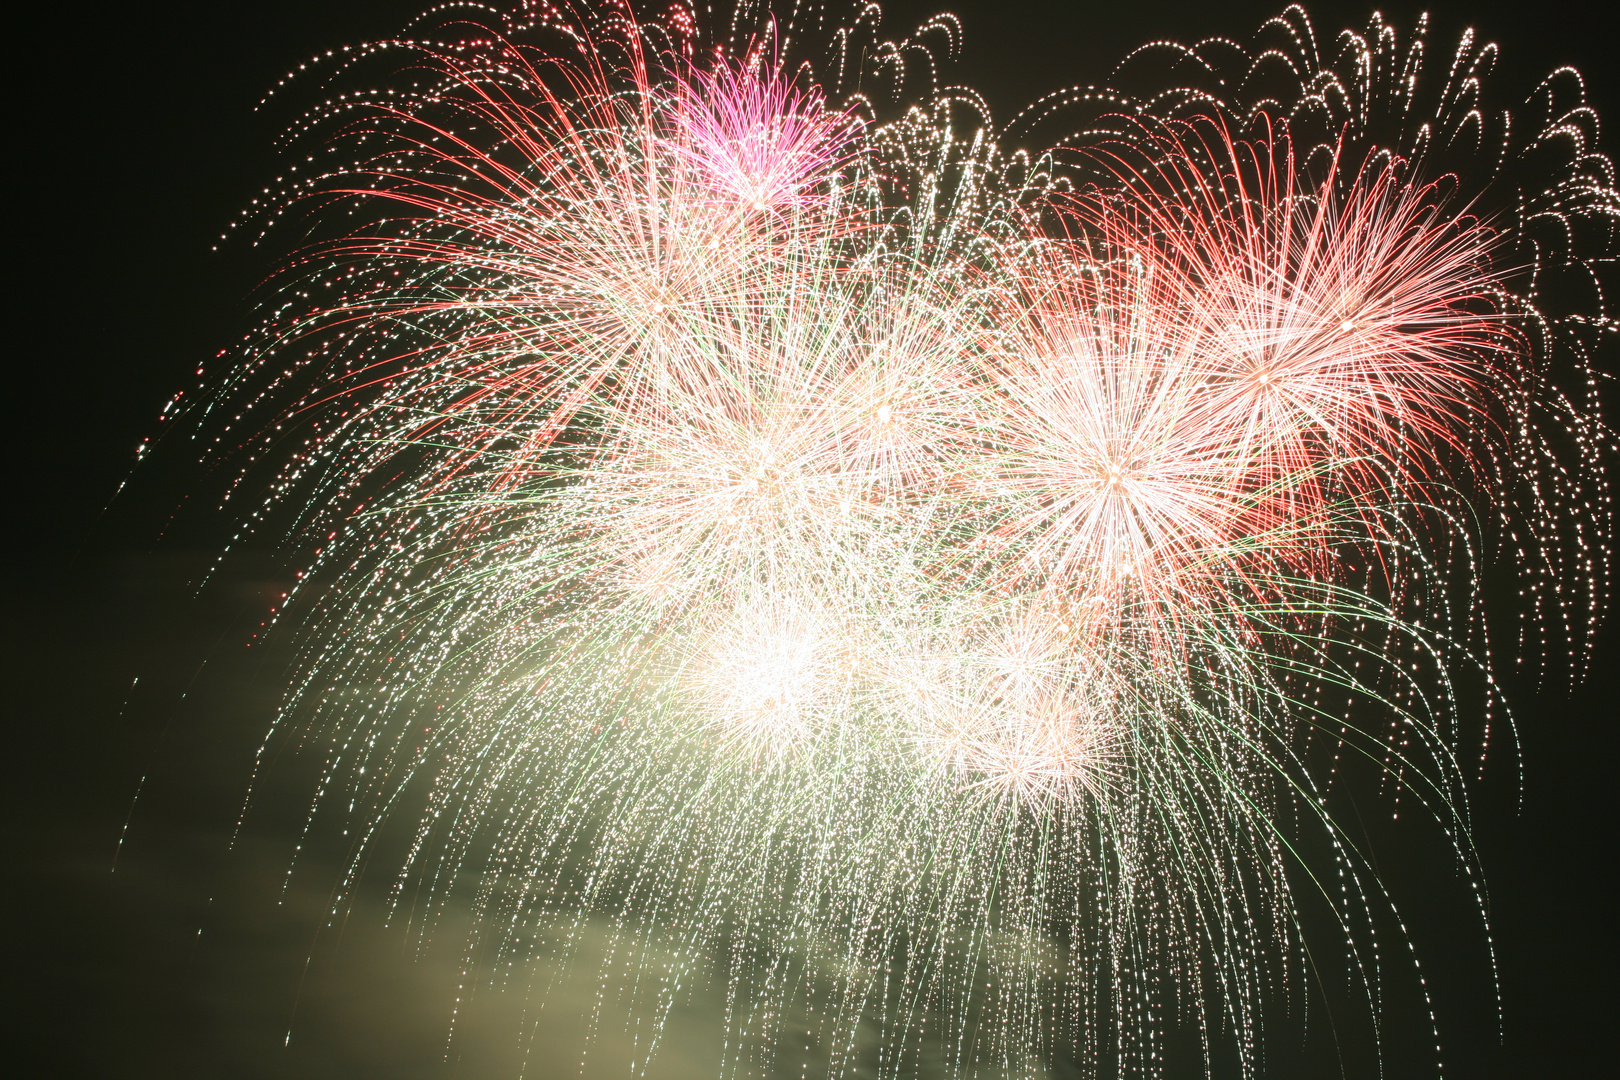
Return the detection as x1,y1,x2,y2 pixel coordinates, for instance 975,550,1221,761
700,615,829,754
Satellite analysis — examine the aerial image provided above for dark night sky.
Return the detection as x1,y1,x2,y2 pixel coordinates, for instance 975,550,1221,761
9,2,1617,1077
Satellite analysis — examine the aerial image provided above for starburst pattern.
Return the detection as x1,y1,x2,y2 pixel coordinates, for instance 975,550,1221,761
162,3,1615,1076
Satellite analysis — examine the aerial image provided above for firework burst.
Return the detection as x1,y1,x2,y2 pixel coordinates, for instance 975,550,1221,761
161,2,1615,1077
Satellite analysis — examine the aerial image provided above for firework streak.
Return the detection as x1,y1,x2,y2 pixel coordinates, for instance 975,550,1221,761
170,3,1615,1076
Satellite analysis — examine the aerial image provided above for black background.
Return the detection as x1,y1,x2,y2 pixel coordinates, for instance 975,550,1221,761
8,2,1616,1076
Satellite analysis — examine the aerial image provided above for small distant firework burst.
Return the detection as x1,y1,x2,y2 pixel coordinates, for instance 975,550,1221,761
172,2,1615,1076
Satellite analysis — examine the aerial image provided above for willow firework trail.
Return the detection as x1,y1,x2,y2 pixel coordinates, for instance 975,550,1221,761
165,3,1615,1076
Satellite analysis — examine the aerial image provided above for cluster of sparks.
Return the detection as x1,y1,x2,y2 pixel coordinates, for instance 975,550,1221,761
167,3,1615,1076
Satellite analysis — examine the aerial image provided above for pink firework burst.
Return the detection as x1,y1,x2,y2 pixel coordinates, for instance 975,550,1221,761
969,119,1521,656
667,50,864,214
1078,120,1520,538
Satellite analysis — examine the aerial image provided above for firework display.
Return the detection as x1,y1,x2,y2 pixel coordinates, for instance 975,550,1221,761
169,2,1615,1075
